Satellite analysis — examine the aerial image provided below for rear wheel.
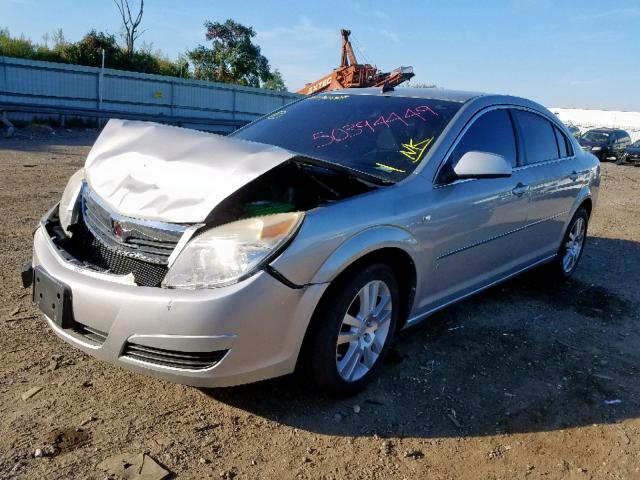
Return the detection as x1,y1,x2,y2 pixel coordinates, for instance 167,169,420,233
301,263,399,396
548,207,588,280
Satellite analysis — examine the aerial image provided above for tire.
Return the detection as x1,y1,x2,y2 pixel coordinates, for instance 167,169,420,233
300,263,400,396
548,207,589,280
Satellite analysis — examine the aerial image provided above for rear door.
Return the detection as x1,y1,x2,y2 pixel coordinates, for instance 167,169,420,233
414,108,533,312
511,109,583,259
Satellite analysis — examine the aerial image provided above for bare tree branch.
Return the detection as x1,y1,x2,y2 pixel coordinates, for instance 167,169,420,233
112,0,144,57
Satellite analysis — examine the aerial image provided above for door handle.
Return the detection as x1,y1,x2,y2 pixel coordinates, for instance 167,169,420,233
569,170,579,181
511,182,529,197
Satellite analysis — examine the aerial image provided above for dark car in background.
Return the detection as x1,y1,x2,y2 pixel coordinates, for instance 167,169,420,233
622,139,640,166
579,128,631,162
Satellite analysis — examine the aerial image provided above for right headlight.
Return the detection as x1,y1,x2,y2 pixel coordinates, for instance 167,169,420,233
162,212,304,289
591,146,602,151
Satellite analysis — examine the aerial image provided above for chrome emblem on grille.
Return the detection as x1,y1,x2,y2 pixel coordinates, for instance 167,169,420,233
82,185,187,265
112,219,128,241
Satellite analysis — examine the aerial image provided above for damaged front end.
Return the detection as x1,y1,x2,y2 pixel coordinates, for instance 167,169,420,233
46,120,378,289
46,187,189,287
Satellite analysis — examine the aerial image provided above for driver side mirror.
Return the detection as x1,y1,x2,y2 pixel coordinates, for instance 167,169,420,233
453,151,512,179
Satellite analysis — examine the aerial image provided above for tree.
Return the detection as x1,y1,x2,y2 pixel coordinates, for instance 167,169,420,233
113,0,144,58
0,28,34,58
51,29,66,50
262,69,287,91
187,19,272,87
61,30,122,68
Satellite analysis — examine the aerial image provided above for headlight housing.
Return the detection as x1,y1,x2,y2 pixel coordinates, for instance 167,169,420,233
591,146,602,151
162,212,304,289
59,168,84,234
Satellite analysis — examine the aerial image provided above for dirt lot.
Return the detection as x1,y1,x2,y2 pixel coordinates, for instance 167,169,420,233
1,130,639,479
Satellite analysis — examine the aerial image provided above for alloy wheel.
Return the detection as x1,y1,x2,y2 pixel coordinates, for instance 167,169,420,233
335,280,392,382
563,217,585,273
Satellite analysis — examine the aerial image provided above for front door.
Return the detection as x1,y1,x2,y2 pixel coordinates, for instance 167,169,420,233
413,108,532,314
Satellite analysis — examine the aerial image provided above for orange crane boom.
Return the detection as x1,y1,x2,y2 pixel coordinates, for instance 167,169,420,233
297,29,414,95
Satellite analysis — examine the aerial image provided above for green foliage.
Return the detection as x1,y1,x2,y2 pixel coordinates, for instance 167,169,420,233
0,29,36,58
0,27,188,77
60,30,122,67
263,69,287,92
187,19,285,90
0,20,287,90
157,56,189,77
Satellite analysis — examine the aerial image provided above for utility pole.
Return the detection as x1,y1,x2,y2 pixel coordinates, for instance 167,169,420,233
98,48,105,126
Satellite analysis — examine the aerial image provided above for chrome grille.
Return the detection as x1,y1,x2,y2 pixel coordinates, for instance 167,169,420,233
89,237,168,287
82,186,187,265
122,342,228,370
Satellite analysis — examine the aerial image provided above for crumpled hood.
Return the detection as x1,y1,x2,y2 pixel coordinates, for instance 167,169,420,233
84,119,295,223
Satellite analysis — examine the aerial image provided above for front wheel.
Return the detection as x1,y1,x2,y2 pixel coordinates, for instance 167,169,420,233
548,207,589,280
301,263,399,396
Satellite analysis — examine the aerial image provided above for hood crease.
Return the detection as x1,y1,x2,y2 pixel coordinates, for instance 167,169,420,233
84,119,297,223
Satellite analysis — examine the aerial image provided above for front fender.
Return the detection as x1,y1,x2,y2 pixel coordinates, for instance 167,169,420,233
310,225,420,284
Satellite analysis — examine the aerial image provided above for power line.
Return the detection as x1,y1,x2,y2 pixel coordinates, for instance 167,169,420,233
350,33,374,66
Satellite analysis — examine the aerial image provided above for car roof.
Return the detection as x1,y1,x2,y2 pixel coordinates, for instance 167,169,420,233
328,87,552,115
330,87,485,103
587,128,629,134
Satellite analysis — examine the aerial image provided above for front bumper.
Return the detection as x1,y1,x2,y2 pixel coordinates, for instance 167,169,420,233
581,147,607,159
32,225,328,387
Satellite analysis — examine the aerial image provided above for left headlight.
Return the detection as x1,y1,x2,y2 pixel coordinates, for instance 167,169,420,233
162,212,304,289
59,168,84,234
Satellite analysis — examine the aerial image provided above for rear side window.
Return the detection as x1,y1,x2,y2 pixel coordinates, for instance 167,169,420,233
553,126,572,158
438,109,517,183
513,110,559,164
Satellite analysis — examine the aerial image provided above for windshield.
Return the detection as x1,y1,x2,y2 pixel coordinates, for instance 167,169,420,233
632,140,640,148
582,131,611,143
232,93,462,182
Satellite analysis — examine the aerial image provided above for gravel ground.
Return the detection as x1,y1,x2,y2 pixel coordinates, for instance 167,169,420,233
1,130,639,479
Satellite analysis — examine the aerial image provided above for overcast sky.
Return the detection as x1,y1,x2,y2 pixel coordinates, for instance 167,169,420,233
2,0,639,110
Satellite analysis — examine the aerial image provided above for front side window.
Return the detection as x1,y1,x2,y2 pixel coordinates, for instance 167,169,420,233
437,109,516,184
512,110,559,164
233,94,462,182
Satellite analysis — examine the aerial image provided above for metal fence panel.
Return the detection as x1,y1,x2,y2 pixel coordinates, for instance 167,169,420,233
0,56,302,132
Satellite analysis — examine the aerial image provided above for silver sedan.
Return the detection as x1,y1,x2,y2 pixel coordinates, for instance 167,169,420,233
27,88,600,395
